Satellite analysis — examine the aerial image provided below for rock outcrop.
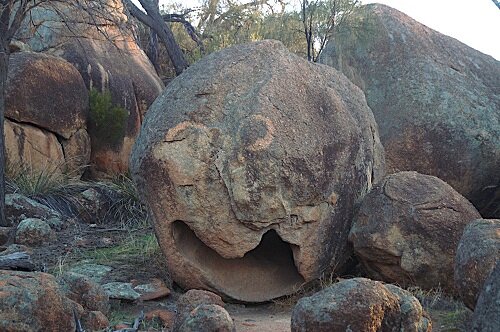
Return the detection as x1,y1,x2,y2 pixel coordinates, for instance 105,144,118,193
349,171,481,293
319,4,500,217
471,263,500,332
455,219,500,309
131,40,384,302
291,278,431,332
5,52,90,174
17,0,164,174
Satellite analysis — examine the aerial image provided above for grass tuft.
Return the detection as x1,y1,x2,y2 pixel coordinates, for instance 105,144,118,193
6,160,88,216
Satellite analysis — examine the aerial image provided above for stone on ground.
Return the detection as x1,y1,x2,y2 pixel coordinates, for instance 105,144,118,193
15,218,55,246
178,304,235,332
0,271,76,332
59,272,110,314
291,278,431,332
131,40,384,302
349,171,481,293
174,290,225,331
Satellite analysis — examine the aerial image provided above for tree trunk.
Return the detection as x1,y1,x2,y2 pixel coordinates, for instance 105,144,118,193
0,43,8,227
146,0,160,74
125,0,189,75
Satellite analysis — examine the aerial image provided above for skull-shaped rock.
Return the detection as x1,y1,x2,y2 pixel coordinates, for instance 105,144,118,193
130,40,384,302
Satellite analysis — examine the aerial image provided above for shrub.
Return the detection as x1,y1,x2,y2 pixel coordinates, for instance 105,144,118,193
89,88,128,148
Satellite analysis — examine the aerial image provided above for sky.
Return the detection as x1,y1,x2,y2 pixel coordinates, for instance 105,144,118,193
148,0,500,60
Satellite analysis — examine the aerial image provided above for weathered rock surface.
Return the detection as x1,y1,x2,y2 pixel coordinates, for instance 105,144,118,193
6,52,88,139
68,263,112,284
349,171,481,292
5,119,65,174
4,193,61,227
319,4,500,217
471,263,500,332
131,40,384,302
15,218,56,246
0,270,76,331
455,219,500,309
102,282,140,301
18,0,164,174
174,290,225,331
291,278,431,332
59,272,110,314
178,304,235,332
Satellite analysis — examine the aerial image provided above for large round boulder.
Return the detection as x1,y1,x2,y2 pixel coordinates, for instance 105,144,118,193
349,171,481,293
6,52,88,139
131,40,384,302
319,4,500,217
455,219,500,309
17,0,164,174
291,278,431,332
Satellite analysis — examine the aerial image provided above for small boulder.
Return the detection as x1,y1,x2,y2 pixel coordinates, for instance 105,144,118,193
471,263,500,332
349,171,481,292
15,218,55,246
0,270,76,331
455,219,500,309
291,278,431,332
145,309,175,329
82,310,109,332
174,290,225,330
178,304,235,332
59,272,109,314
4,193,60,227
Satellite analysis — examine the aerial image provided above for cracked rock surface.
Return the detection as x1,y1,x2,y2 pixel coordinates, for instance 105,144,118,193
131,40,384,302
350,171,481,293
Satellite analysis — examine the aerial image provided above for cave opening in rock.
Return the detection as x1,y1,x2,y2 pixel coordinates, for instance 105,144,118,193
172,220,305,302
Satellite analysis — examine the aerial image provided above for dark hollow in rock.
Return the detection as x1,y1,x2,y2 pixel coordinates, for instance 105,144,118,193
173,221,304,302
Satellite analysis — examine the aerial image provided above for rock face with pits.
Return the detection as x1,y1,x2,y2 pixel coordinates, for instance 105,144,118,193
319,4,500,217
350,171,481,293
130,40,384,302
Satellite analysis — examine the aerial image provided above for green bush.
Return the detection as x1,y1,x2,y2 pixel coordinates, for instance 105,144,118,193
89,88,128,148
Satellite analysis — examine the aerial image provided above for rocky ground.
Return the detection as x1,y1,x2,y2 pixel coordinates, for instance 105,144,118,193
1,185,473,331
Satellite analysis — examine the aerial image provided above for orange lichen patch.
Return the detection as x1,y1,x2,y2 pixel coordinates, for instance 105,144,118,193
247,115,275,152
164,121,207,142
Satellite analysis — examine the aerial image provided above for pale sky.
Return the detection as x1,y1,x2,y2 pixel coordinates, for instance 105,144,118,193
150,0,500,60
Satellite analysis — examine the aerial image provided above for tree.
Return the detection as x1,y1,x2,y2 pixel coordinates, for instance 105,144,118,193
493,0,500,10
300,0,360,61
0,0,33,226
123,0,189,75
